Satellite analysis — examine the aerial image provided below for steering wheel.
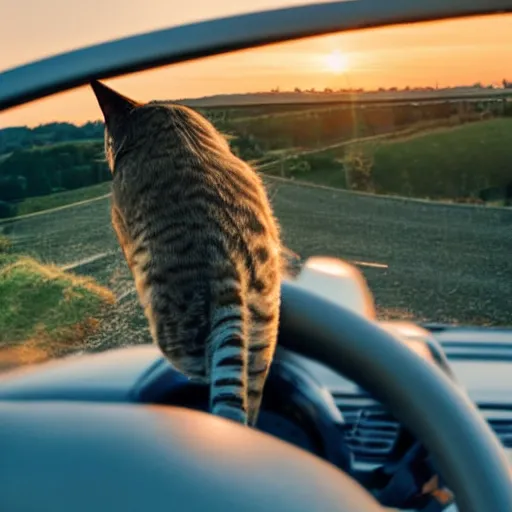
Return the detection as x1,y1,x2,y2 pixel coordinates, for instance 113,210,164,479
2,280,511,512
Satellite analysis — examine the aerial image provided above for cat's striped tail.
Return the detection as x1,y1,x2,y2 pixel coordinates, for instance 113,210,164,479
208,306,248,425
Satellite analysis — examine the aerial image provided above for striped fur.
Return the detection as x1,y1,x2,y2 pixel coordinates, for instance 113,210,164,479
91,80,282,426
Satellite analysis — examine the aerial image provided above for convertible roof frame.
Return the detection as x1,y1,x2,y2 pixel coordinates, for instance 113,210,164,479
1,0,512,111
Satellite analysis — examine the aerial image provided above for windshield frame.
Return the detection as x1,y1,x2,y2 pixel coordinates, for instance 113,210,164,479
1,0,512,112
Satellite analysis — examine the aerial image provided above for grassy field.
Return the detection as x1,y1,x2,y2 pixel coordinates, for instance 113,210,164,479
1,96,509,220
13,182,112,217
361,118,512,200
27,139,103,151
269,118,512,202
4,117,509,220
0,236,115,370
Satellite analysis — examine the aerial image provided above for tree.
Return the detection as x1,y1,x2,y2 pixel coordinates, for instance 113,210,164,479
0,175,27,201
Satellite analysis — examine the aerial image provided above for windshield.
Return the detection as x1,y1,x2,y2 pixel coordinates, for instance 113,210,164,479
1,13,511,373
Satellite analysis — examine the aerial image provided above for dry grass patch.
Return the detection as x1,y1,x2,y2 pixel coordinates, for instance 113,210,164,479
0,253,115,371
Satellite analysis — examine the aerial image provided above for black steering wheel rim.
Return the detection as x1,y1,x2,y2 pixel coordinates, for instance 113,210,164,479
278,280,512,512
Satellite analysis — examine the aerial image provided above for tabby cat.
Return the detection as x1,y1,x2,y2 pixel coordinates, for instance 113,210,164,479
90,80,282,426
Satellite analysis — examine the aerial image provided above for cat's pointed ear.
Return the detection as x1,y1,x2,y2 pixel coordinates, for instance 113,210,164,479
90,80,140,125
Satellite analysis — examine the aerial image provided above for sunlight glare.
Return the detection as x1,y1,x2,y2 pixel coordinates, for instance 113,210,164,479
324,50,349,74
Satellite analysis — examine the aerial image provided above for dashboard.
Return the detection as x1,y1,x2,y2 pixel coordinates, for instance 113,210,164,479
1,323,512,511
299,324,512,466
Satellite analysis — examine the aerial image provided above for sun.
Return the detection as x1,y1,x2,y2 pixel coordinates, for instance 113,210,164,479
324,50,349,74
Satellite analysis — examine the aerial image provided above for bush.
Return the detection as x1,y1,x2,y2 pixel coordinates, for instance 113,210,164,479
0,234,12,253
286,156,311,176
302,154,340,171
343,144,376,192
0,201,17,219
229,134,265,160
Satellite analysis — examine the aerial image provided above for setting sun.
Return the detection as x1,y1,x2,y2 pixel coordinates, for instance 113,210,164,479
324,50,349,73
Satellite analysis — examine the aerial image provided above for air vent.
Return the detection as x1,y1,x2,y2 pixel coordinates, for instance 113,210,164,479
334,394,400,464
335,395,512,465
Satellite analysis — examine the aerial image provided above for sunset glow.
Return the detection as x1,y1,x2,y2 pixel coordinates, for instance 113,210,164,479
324,50,349,74
1,9,512,128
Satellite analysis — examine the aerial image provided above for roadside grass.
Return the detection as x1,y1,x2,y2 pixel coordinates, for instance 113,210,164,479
14,182,112,217
259,119,462,188
271,118,512,201
0,238,115,371
354,118,512,200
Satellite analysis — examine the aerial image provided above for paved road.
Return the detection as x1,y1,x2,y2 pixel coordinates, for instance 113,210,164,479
268,178,512,326
2,177,511,332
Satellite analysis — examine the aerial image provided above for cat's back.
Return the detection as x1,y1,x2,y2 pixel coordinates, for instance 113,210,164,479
113,103,279,249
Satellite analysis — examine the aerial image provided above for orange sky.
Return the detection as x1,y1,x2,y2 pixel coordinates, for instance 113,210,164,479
1,3,511,128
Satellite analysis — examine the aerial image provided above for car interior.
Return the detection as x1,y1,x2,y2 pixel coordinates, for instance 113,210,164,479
1,1,512,511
